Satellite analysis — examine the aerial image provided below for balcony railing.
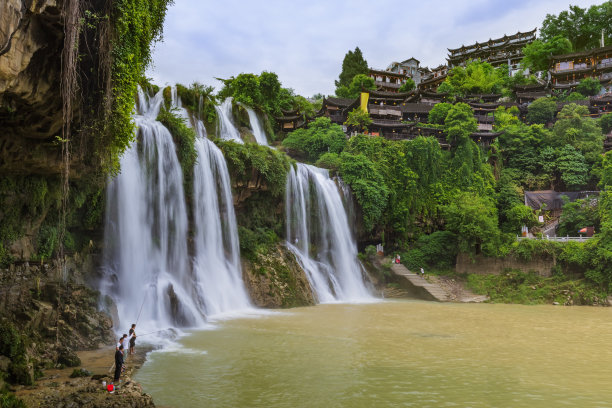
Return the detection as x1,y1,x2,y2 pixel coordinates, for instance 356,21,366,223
553,65,590,73
517,236,592,242
374,81,401,89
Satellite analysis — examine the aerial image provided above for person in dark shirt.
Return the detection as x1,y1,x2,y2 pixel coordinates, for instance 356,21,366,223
128,324,136,355
114,344,125,384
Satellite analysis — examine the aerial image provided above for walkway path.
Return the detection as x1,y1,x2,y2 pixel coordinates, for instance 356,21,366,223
390,262,488,303
390,263,451,302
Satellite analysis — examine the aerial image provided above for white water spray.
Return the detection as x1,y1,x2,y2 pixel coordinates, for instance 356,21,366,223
168,89,253,317
103,88,205,330
285,163,372,302
243,106,268,145
215,97,243,143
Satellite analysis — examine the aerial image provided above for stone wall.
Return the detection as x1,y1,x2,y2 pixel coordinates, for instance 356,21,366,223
455,252,557,277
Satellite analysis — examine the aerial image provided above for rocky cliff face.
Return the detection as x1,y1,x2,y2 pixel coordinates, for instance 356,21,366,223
0,0,67,175
242,243,315,308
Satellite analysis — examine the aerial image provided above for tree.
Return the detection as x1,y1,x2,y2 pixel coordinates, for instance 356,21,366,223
552,103,604,166
556,145,589,190
442,60,506,97
281,117,347,162
442,192,500,256
557,198,600,236
339,152,389,231
345,108,372,133
526,97,557,124
576,78,602,96
600,113,612,135
335,47,369,92
540,3,612,52
493,106,520,130
399,78,416,92
218,71,293,115
338,74,376,99
444,103,477,145
521,36,572,73
428,102,452,125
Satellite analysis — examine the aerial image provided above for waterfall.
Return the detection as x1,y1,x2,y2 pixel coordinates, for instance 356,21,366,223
103,88,205,330
243,106,269,145
285,163,372,302
215,97,243,143
168,90,252,316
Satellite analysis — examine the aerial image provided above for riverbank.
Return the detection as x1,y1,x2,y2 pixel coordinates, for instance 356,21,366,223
15,345,156,407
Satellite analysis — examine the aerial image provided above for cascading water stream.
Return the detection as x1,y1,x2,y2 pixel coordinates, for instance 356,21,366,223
215,97,243,143
169,88,252,316
103,88,205,330
285,163,372,302
243,105,268,145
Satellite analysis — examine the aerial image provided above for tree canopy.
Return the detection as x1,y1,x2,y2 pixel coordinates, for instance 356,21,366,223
335,47,369,94
540,2,612,52
336,74,376,98
521,36,573,72
218,71,293,115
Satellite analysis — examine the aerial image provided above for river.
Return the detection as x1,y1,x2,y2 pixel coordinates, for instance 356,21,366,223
135,301,612,407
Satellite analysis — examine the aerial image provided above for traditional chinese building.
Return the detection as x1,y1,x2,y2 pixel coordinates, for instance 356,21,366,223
446,29,536,74
550,45,612,92
368,68,411,92
385,58,422,85
418,65,448,92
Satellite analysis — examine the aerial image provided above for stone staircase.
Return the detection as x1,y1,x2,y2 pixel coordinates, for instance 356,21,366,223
390,263,451,302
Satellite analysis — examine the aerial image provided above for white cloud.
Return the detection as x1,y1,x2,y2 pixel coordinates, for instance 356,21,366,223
147,0,605,97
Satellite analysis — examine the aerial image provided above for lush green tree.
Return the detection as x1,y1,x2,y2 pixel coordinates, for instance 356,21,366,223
526,97,557,124
552,103,603,166
218,71,293,115
558,198,600,236
576,77,603,96
442,192,500,256
600,113,612,134
338,152,389,230
335,47,369,92
398,78,416,92
428,102,453,125
556,144,589,190
442,60,506,97
521,36,573,72
338,74,376,99
281,117,347,161
493,106,520,130
345,108,372,133
565,92,588,102
540,3,612,52
444,103,477,145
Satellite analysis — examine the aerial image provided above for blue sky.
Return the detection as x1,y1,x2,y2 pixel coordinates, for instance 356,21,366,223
147,0,604,97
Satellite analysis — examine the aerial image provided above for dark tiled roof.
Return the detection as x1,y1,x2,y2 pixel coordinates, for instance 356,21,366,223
551,44,612,62
369,68,410,78
369,89,416,99
448,28,537,53
324,97,357,107
399,103,433,113
516,91,550,99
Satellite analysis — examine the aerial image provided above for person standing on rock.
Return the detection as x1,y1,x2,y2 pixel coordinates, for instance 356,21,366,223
129,324,136,355
114,344,125,385
420,267,425,277
117,334,127,350
122,333,129,358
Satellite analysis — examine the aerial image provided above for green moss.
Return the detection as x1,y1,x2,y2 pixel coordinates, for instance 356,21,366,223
157,107,197,196
216,141,292,197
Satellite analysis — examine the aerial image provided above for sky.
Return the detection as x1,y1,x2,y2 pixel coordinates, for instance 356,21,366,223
147,0,604,97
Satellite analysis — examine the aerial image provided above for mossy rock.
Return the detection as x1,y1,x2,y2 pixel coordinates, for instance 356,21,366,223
57,349,81,368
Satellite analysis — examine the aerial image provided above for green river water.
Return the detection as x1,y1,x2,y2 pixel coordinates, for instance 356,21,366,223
135,301,612,407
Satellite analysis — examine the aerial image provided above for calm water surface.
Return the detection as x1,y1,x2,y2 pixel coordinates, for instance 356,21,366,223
135,301,612,407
